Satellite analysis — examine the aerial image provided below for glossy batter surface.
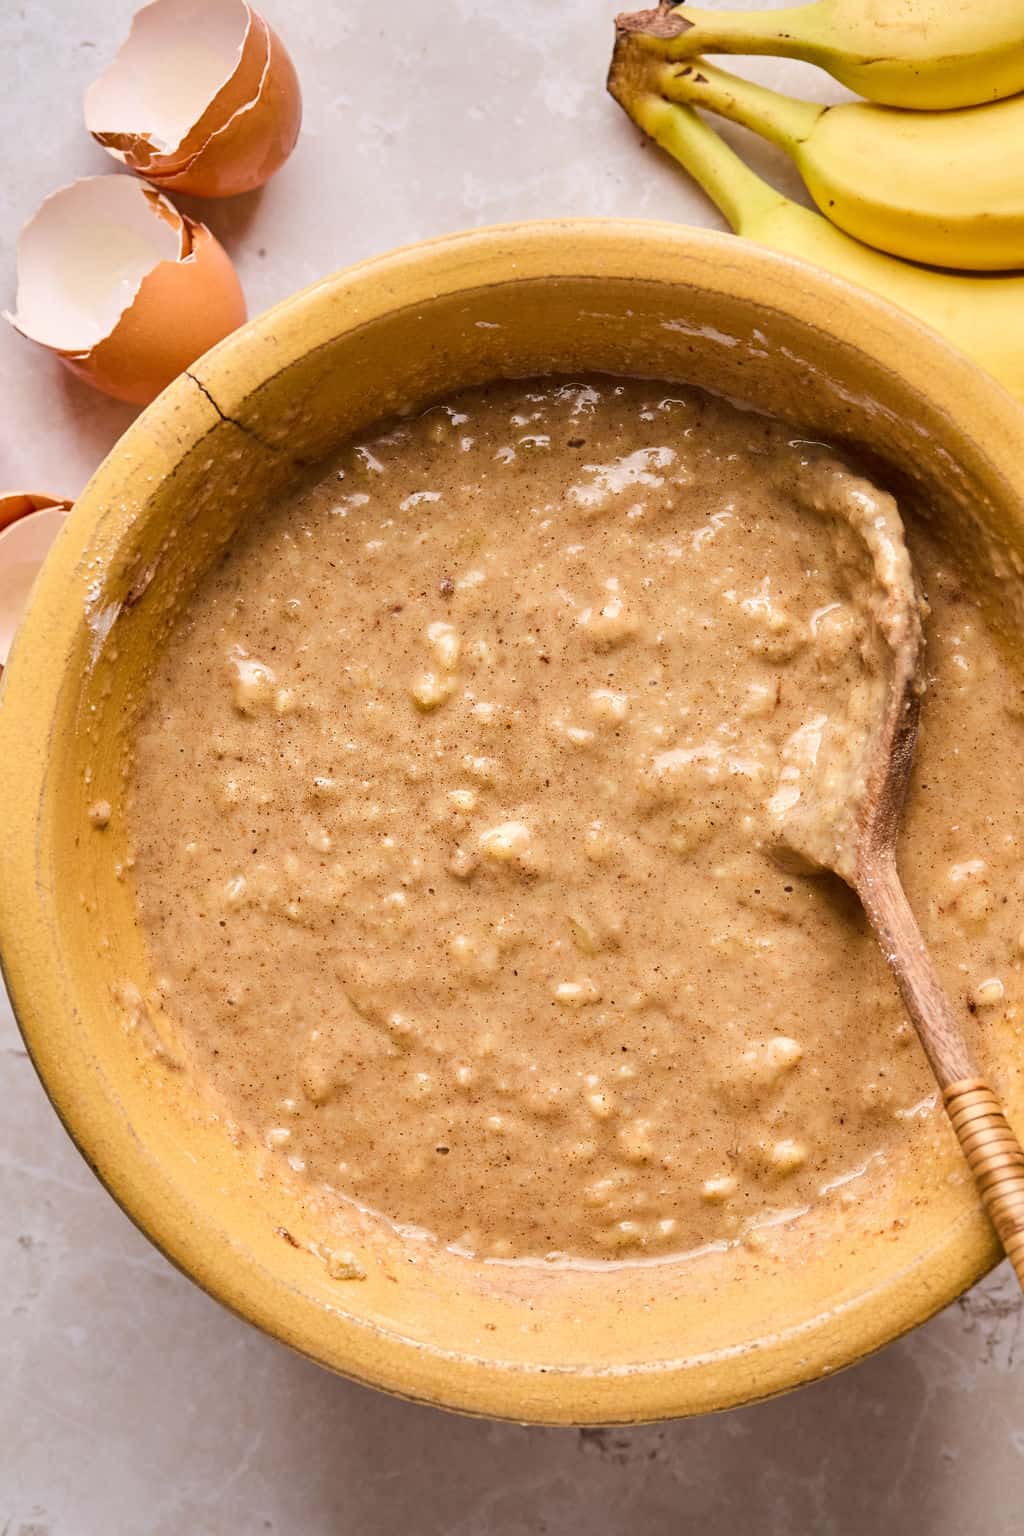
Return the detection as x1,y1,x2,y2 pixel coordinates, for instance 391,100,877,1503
126,378,1024,1262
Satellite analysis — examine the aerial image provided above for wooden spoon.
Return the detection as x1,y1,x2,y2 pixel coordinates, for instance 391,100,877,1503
777,465,1024,1286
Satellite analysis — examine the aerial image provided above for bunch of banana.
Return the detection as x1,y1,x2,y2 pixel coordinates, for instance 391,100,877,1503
608,1,1024,400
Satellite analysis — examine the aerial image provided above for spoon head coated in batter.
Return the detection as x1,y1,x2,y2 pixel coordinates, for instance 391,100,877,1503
766,460,925,887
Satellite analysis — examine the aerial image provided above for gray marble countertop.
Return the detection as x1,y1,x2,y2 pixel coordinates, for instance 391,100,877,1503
2,2,1023,1531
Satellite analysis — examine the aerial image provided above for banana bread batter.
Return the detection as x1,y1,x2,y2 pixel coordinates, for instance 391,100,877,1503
125,378,1024,1262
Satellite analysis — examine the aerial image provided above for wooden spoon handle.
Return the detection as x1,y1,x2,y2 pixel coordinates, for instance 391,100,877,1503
858,855,1024,1286
944,1077,1024,1284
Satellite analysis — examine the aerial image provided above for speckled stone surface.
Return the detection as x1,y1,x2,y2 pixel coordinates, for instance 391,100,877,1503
3,2,1024,1531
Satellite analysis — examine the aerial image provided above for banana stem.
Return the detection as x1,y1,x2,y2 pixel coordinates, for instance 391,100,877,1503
654,57,824,151
618,2,825,62
626,93,786,233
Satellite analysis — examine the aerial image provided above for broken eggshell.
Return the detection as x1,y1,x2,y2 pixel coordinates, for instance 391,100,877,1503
0,496,72,670
5,176,247,406
85,0,302,198
0,492,73,533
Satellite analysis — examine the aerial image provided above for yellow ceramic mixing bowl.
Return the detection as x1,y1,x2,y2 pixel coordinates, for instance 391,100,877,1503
3,222,1024,1423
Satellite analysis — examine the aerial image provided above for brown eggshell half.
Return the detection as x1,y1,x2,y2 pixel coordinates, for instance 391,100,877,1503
0,492,73,534
62,214,247,405
86,0,301,198
85,0,253,166
0,503,70,668
149,21,302,198
145,5,270,176
6,177,247,407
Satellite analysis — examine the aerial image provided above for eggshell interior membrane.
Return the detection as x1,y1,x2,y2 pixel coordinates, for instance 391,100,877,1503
0,506,68,666
6,177,184,354
84,0,251,160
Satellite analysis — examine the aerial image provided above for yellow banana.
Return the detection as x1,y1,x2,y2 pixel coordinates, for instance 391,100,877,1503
607,47,1024,401
653,57,1024,271
617,0,1024,110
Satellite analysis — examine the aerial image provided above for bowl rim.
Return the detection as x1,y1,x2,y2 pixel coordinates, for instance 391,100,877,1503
2,217,1023,1423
